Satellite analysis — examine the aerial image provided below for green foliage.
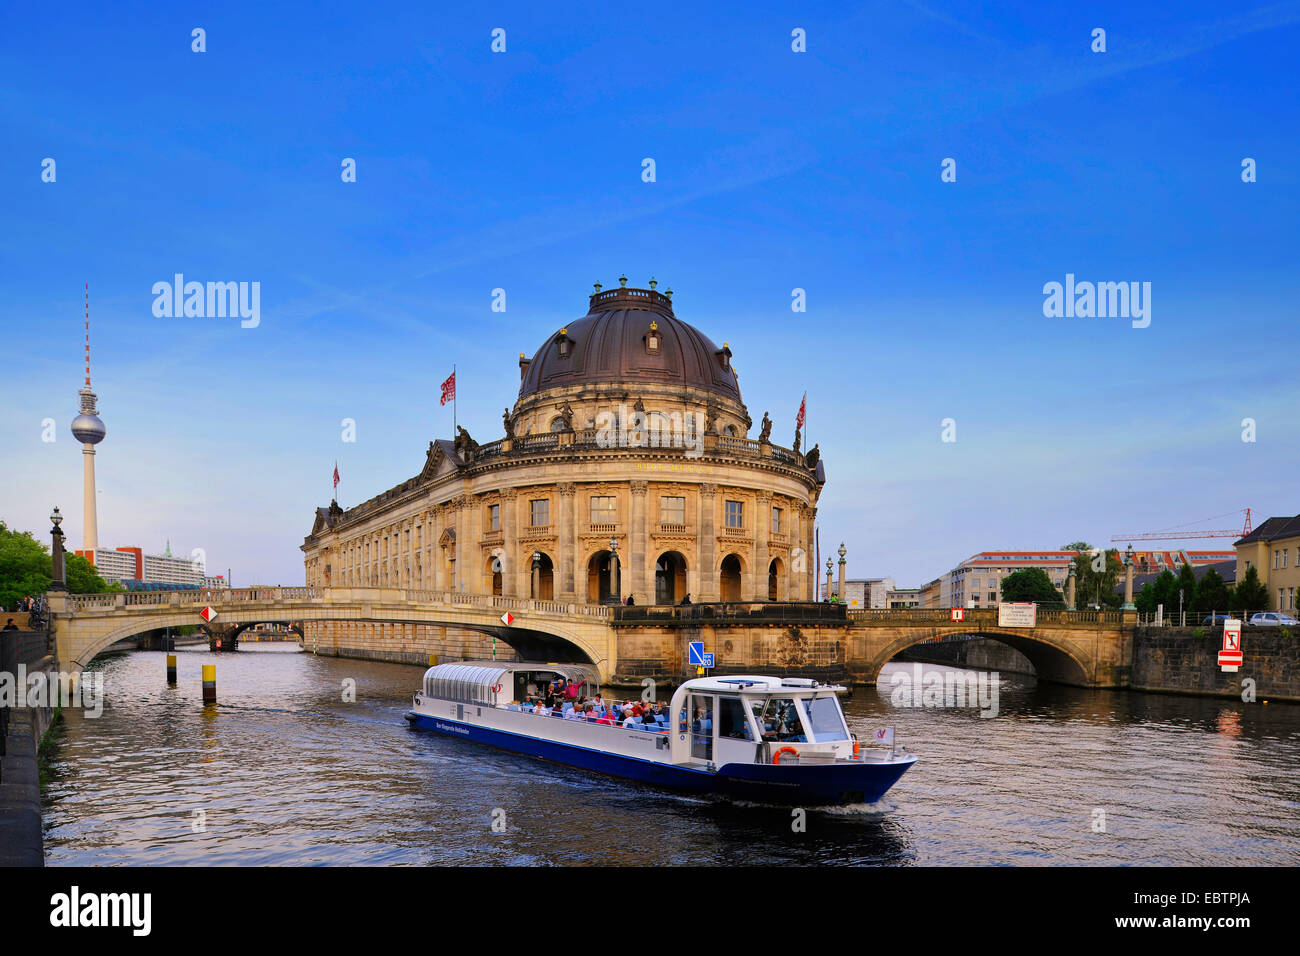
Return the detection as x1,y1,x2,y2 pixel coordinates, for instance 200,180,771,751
1175,561,1199,613
1136,570,1177,615
1067,546,1123,609
1193,626,1205,638
0,520,52,608
1059,541,1092,553
1000,567,1066,606
1231,565,1269,615
1194,568,1231,615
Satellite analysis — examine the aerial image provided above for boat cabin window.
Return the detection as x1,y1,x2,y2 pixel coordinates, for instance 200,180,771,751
757,697,807,742
803,695,849,741
717,696,755,740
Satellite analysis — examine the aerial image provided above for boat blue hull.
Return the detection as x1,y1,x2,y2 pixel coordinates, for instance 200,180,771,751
407,711,913,806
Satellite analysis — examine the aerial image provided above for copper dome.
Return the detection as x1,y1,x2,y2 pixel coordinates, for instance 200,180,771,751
518,286,741,402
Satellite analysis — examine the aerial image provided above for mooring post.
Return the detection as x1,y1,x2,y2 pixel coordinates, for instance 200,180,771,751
202,663,216,704
166,653,177,685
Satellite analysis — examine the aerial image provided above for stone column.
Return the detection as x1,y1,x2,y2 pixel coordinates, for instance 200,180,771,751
468,496,484,594
558,483,576,600
454,495,469,593
502,489,518,596
837,542,847,603
1122,559,1135,610
754,491,771,601
698,483,718,601
1066,565,1077,611
630,480,648,603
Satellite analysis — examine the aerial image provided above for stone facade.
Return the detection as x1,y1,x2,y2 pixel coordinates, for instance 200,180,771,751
301,285,824,659
1131,626,1300,702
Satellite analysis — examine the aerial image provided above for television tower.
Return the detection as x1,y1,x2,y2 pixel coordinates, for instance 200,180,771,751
70,283,106,554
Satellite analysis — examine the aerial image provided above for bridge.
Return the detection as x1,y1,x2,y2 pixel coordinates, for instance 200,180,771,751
44,588,1135,688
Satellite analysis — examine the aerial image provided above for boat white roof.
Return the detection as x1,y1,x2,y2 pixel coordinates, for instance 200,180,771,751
678,675,843,694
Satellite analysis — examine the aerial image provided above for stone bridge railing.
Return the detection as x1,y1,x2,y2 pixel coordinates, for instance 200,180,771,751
62,587,611,621
846,607,1126,626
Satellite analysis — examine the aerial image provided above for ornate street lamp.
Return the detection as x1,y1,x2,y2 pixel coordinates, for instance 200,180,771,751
49,506,67,592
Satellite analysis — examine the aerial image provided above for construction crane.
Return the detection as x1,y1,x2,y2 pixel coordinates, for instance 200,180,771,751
1111,508,1252,543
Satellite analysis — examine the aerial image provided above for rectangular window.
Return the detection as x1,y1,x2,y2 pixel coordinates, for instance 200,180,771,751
725,500,744,529
589,496,616,525
771,506,782,534
530,499,549,526
488,504,500,531
660,496,685,524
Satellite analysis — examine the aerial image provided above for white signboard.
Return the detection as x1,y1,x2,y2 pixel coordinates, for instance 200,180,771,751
998,602,1037,628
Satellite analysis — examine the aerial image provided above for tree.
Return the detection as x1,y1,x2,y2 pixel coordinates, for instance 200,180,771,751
0,521,51,608
66,552,123,594
1194,568,1231,615
1231,565,1269,615
1136,570,1177,615
1000,567,1066,606
1065,545,1123,609
1174,562,1198,619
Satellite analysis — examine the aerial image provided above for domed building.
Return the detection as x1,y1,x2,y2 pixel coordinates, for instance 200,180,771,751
303,280,825,661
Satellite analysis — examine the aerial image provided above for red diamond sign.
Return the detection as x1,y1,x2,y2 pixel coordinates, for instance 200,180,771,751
500,611,514,626
200,606,218,623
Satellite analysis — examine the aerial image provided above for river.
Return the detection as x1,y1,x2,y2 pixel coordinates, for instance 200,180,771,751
40,645,1300,865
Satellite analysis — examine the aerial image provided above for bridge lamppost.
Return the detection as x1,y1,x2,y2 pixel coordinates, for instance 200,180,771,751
608,536,621,604
837,542,847,605
1066,562,1077,611
531,551,541,600
1121,543,1136,611
825,557,834,602
49,507,67,592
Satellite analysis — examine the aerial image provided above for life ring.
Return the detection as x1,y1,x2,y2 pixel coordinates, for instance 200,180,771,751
492,683,502,694
772,746,799,765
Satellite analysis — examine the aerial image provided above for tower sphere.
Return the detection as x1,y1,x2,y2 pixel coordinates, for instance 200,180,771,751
71,412,106,444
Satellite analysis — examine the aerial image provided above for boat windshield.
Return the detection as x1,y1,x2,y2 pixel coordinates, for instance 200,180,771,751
803,695,850,741
756,697,807,742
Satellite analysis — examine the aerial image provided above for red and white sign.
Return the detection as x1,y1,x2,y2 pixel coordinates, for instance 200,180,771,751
950,607,966,622
500,611,514,626
1219,618,1243,670
200,606,218,623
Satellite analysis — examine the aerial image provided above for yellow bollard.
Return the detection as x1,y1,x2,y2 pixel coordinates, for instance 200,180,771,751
167,654,177,684
202,663,216,704
428,653,438,666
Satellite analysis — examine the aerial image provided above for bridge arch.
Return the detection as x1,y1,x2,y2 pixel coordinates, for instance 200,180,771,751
863,629,1093,687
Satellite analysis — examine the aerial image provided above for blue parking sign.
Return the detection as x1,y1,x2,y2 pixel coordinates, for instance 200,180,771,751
688,641,705,665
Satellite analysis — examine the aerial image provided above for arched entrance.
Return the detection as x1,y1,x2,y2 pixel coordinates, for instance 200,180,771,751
655,551,688,604
486,555,503,596
530,551,554,600
720,554,743,602
768,557,785,601
586,550,619,604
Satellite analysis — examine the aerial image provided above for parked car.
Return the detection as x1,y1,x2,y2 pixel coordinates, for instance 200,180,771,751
1247,612,1300,626
1201,614,1232,627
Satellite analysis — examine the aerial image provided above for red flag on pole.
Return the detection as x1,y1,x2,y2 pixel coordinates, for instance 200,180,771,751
440,371,456,406
332,462,339,491
796,393,806,429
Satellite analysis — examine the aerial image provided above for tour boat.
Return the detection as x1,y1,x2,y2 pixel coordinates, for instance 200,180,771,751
406,661,916,806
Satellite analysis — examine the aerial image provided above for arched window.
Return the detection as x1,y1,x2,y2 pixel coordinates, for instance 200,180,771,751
722,425,736,437
550,416,566,433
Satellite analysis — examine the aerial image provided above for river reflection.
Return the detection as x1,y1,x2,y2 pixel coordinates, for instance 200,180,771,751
40,648,1300,865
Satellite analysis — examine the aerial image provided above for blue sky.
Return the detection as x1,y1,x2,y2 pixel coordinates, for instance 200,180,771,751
2,0,1297,587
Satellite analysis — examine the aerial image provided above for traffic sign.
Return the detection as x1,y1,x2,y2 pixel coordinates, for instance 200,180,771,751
500,611,514,626
200,606,218,623
1219,618,1243,671
688,641,705,666
950,608,965,622
702,652,715,668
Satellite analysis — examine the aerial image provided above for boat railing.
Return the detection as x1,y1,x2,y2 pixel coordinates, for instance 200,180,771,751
500,701,671,733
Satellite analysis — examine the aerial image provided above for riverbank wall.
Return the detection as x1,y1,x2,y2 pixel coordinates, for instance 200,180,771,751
1130,626,1300,702
0,628,57,867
